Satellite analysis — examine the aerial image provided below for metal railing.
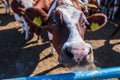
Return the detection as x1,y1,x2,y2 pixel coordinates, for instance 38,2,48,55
3,66,120,80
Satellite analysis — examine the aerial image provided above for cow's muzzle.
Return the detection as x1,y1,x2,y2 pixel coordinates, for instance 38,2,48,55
59,42,94,68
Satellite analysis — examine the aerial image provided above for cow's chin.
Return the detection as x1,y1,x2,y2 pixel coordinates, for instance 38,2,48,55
58,51,94,70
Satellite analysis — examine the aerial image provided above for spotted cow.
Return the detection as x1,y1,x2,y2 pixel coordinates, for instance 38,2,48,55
24,0,107,69
11,0,43,40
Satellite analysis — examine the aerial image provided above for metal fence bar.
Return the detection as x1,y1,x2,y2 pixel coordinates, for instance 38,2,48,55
3,66,120,80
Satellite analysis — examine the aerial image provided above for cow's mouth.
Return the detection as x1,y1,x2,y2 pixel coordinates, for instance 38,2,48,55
58,46,94,69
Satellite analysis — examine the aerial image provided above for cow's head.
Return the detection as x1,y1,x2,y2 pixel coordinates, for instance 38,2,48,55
45,4,107,69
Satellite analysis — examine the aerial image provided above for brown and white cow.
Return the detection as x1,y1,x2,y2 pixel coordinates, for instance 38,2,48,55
15,0,99,40
100,0,120,20
11,0,43,40
24,0,107,69
11,0,30,40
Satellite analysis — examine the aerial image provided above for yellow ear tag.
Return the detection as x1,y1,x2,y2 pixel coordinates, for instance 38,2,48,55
33,17,42,27
90,22,100,31
21,11,25,15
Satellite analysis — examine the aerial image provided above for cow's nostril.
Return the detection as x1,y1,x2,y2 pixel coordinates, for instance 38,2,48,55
77,58,81,62
65,48,74,57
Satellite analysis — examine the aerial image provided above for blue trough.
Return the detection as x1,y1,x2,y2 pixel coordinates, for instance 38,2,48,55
3,66,120,80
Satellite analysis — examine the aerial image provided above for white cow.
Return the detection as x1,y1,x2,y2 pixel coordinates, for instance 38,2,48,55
11,0,35,40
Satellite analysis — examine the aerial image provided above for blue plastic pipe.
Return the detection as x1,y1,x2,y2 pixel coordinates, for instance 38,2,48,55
3,66,120,80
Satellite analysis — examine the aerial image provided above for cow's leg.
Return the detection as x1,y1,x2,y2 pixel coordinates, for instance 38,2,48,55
111,7,119,20
50,43,55,55
13,13,24,34
6,0,10,14
4,0,10,14
108,8,113,19
13,13,25,34
47,32,55,54
21,16,29,40
35,27,42,41
103,6,109,16
21,22,25,34
13,13,22,22
4,0,7,13
101,6,106,14
97,0,101,12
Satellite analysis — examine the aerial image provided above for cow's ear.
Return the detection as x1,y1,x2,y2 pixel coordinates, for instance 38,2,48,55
86,13,107,31
55,10,63,24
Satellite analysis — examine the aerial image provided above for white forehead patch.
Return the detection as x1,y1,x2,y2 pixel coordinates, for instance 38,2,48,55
21,0,34,9
56,5,81,28
56,4,88,42
56,4,88,30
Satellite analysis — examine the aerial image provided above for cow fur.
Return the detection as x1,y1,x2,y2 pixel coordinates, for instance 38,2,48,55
24,0,107,69
45,1,107,68
11,0,43,40
11,0,29,40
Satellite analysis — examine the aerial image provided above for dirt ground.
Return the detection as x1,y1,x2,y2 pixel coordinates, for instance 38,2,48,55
0,2,120,80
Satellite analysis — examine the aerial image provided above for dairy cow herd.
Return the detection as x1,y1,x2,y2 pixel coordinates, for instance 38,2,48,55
0,0,120,69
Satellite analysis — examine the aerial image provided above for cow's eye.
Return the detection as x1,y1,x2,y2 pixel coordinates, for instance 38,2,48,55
85,22,90,27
